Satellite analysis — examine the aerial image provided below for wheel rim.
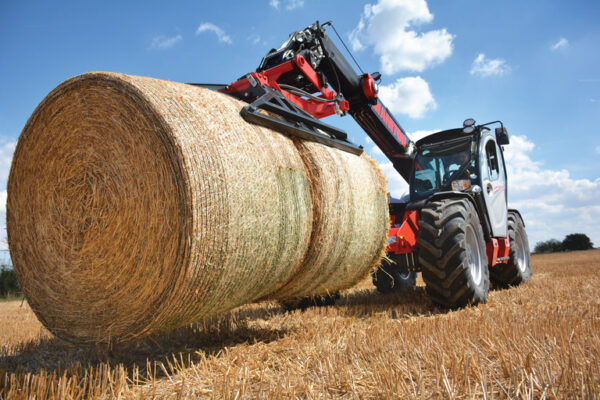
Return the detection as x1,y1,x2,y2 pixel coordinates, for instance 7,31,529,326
399,270,411,280
514,231,528,273
465,225,483,286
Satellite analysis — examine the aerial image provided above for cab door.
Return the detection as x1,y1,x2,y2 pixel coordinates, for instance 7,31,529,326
479,133,508,237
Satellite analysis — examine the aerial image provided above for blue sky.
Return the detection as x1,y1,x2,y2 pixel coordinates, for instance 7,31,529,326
1,0,599,256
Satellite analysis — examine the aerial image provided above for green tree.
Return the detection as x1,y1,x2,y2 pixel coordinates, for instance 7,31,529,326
562,233,594,252
0,265,20,297
534,239,563,254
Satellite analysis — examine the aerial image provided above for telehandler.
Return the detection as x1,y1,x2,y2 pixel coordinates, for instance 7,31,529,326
195,21,531,307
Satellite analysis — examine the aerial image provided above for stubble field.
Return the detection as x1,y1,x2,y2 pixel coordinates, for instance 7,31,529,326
1,250,599,399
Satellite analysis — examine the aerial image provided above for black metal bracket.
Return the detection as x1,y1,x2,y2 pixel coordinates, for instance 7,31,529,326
187,82,363,155
240,87,363,155
187,83,228,91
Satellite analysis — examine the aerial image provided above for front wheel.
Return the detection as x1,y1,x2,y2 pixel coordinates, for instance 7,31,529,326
490,211,531,287
418,198,489,308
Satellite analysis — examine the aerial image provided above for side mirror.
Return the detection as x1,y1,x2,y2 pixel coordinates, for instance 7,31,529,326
496,127,510,145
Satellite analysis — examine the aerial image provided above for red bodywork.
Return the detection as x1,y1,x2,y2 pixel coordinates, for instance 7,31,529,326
370,102,408,147
387,210,510,266
221,54,349,119
361,73,378,100
486,237,510,265
386,210,419,254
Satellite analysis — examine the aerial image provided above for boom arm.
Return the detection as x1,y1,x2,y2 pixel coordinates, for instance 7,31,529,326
199,21,415,181
302,22,415,181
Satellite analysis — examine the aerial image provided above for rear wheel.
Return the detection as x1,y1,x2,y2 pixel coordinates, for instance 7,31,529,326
372,254,417,294
490,211,531,287
418,198,489,308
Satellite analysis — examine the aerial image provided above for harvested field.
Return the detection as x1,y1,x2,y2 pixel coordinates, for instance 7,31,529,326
1,249,599,399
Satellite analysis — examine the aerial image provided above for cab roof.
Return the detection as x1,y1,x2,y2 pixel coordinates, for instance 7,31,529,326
416,127,475,147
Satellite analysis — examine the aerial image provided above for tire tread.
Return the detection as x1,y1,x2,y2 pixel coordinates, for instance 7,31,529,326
418,198,489,307
490,211,531,287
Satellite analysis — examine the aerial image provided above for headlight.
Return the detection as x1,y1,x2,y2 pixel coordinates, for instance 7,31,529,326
451,179,471,191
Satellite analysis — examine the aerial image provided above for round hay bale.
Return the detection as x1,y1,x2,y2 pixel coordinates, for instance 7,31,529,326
7,72,388,344
268,140,389,300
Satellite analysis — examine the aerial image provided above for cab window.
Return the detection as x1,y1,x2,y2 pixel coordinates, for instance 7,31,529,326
485,141,499,180
411,136,473,201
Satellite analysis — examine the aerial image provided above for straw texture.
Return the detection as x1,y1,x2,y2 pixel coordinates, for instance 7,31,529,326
268,140,389,299
7,72,388,343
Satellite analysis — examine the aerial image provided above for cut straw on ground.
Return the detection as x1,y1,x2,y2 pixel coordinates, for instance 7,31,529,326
1,250,599,398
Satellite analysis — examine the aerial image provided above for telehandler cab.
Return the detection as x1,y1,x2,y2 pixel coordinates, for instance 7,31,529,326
376,120,531,306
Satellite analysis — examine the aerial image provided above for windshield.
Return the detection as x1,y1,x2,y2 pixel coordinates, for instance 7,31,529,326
411,136,475,201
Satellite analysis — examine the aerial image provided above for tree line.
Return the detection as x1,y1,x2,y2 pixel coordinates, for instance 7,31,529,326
0,265,20,298
534,233,594,254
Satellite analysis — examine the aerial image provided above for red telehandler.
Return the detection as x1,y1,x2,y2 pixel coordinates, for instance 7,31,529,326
193,21,531,307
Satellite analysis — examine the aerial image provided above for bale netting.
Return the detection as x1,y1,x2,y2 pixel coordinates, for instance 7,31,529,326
267,140,389,300
7,72,388,344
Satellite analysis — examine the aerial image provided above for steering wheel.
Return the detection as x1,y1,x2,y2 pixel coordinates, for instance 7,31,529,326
444,165,471,185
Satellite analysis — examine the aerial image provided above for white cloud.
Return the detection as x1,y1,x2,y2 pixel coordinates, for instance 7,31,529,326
269,0,303,10
0,141,16,189
285,0,304,9
378,76,436,118
408,129,437,142
369,144,385,159
502,135,600,247
196,22,232,44
349,0,454,74
249,34,261,45
379,160,410,198
551,37,569,51
470,53,510,77
0,141,15,252
150,34,182,50
0,212,6,252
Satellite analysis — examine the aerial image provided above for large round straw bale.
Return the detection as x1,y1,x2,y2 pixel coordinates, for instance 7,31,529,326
7,72,315,343
268,140,389,300
7,72,388,343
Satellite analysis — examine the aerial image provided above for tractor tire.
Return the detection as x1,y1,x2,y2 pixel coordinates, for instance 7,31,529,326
418,198,489,308
372,254,417,294
490,211,531,287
